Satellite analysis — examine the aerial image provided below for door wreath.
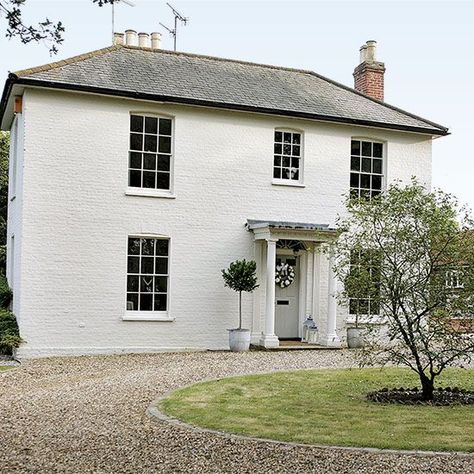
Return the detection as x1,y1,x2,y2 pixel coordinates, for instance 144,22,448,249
275,262,295,288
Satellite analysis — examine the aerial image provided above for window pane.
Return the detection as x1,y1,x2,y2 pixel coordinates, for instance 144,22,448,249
362,141,372,156
140,293,153,311
129,170,141,187
140,276,154,293
154,276,168,293
145,117,158,134
130,115,143,132
373,142,383,158
349,299,358,315
274,143,282,154
143,153,156,170
129,152,142,169
130,133,143,151
361,174,371,189
127,275,139,292
283,156,290,167
373,159,382,174
274,131,282,142
350,156,360,171
157,155,170,172
128,238,140,255
155,239,169,256
372,175,382,190
359,299,369,314
155,257,168,274
292,169,299,181
142,239,155,255
128,257,139,274
273,168,281,179
283,144,291,155
274,156,281,167
141,257,154,274
127,293,138,311
159,136,171,153
291,157,299,169
351,140,360,156
156,172,170,190
293,145,301,156
283,168,291,179
159,119,172,135
283,132,291,143
144,135,157,153
143,171,156,189
154,294,167,311
292,134,301,145
350,173,359,188
362,157,371,172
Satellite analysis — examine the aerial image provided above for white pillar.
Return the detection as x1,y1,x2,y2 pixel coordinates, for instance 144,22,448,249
260,238,279,348
312,246,321,326
251,241,263,344
321,248,341,347
297,251,307,338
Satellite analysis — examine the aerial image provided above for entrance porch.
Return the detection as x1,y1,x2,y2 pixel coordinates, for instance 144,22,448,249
247,220,343,349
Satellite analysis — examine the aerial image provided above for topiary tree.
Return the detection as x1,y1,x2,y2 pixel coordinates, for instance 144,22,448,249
333,179,474,401
222,259,259,329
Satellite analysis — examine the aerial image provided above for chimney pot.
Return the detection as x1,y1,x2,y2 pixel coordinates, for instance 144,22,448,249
113,32,124,46
138,32,150,48
125,29,138,47
353,39,386,101
151,32,162,50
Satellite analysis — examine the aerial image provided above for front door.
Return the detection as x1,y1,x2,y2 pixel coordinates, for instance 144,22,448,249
275,255,299,339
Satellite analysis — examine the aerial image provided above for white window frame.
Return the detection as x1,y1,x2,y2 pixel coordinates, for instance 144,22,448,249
123,234,174,322
272,128,305,187
350,138,385,199
126,113,176,199
445,268,465,289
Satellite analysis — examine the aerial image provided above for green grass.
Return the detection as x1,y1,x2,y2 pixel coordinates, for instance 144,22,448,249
161,368,474,452
0,366,13,371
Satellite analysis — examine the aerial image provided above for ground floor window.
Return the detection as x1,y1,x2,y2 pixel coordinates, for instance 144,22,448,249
126,236,169,311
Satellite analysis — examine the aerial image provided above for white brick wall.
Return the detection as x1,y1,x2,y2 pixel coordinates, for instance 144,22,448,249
10,88,432,357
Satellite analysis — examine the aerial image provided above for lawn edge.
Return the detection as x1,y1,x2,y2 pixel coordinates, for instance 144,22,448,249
147,369,474,458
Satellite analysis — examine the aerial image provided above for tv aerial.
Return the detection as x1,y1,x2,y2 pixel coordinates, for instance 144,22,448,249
159,3,189,51
111,0,135,40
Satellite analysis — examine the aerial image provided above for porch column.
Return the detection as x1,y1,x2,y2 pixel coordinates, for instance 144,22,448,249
312,246,321,326
260,238,279,348
321,248,341,347
251,240,263,344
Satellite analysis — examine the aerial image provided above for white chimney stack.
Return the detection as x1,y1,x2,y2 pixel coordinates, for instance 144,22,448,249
151,32,162,50
113,32,124,46
365,40,377,62
138,32,150,48
125,29,138,47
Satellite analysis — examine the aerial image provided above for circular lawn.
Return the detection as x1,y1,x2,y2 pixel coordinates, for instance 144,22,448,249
161,367,474,453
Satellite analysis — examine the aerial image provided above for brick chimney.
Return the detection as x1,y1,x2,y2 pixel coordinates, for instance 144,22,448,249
353,40,386,101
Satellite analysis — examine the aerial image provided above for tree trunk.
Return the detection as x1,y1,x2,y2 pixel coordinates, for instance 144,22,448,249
420,373,435,401
238,291,242,330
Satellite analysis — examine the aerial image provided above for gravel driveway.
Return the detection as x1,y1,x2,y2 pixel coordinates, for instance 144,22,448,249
0,350,472,474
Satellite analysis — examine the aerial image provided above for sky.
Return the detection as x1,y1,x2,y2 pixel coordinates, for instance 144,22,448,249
0,0,473,207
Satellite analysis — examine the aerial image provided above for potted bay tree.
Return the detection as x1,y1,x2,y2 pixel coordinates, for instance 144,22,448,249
222,259,259,352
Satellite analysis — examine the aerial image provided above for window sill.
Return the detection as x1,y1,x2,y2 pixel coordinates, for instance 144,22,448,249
346,316,386,325
123,312,174,322
272,180,305,188
125,188,176,199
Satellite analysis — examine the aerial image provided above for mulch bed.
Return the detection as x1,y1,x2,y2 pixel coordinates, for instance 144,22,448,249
367,387,474,406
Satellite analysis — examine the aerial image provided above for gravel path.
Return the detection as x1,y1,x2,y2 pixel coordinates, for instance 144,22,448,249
0,350,472,474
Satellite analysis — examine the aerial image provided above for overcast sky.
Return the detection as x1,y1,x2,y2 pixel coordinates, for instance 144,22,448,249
1,0,473,207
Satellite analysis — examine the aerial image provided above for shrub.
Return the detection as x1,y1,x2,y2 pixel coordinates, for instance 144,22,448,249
0,274,12,308
0,309,22,355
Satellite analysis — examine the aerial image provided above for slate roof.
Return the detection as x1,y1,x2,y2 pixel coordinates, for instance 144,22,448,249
1,45,448,135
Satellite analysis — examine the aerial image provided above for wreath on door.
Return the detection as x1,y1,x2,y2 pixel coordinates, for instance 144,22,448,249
275,262,295,288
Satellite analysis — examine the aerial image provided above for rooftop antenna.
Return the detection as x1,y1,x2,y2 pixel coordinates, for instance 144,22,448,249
159,2,188,51
112,0,135,41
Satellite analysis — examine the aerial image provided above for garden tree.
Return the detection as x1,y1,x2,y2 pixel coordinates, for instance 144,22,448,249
0,132,8,272
0,0,118,54
333,180,474,401
222,259,259,329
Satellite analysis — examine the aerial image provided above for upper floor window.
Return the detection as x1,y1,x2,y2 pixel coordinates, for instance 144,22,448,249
129,114,172,190
350,139,383,198
445,269,464,289
273,130,302,183
126,236,169,312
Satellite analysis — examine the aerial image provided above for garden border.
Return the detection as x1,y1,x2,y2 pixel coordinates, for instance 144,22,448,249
147,370,474,459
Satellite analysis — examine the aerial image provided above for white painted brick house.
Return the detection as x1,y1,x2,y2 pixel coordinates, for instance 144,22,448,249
0,33,448,358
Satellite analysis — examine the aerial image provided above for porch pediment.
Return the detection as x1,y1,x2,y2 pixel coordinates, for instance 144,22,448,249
246,219,339,242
